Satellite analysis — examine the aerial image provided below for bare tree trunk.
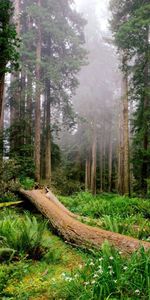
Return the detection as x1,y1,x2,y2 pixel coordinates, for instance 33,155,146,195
0,74,5,127
85,154,91,191
100,133,103,192
91,124,97,195
20,188,150,255
45,80,51,185
0,80,5,159
122,59,129,196
108,125,112,192
35,0,42,182
117,99,124,194
141,27,149,194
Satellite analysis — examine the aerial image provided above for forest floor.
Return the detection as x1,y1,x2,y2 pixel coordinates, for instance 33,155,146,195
0,192,150,299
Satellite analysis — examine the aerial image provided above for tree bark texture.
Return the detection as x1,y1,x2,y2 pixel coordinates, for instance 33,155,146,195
35,0,42,182
20,189,150,255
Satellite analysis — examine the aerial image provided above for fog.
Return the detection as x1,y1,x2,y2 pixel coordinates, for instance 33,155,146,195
61,0,121,164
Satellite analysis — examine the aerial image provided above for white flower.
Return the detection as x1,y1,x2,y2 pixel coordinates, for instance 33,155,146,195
109,270,114,275
109,256,114,260
99,257,103,261
108,266,112,269
123,266,128,270
114,280,117,283
135,289,140,295
89,262,94,266
84,282,89,285
91,280,96,284
119,251,122,255
79,264,83,269
93,274,99,278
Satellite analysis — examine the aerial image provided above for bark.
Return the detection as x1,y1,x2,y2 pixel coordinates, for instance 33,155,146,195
117,100,124,194
108,126,113,192
100,133,103,192
141,27,149,194
0,80,4,158
45,188,76,218
0,74,5,127
20,189,150,254
35,0,42,182
45,80,52,184
85,155,91,191
122,68,129,196
91,125,97,195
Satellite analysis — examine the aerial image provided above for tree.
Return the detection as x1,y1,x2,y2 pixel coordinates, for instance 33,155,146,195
110,0,150,195
0,0,19,124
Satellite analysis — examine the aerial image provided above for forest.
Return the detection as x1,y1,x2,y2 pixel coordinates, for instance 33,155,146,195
0,0,150,299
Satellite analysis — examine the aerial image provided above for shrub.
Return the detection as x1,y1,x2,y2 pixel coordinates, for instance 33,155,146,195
0,213,48,262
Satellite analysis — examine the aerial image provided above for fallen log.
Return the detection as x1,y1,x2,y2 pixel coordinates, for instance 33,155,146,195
20,189,150,254
45,188,77,218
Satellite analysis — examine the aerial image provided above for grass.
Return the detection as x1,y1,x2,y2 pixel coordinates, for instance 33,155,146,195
60,192,150,241
0,192,150,299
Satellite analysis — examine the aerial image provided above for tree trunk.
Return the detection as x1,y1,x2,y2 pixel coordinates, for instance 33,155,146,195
100,133,103,192
20,189,150,255
45,80,52,185
0,80,4,159
108,125,113,192
91,125,97,195
141,27,149,194
117,99,124,194
122,65,129,196
0,74,5,127
85,154,91,191
35,0,42,182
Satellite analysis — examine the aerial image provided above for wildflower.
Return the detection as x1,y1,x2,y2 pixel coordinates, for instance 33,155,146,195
79,264,83,269
91,280,96,284
108,266,112,269
84,282,89,286
109,256,114,260
109,270,114,275
93,274,99,278
135,289,140,295
123,266,127,270
89,262,94,266
114,280,117,283
119,251,122,255
61,272,66,277
99,257,103,261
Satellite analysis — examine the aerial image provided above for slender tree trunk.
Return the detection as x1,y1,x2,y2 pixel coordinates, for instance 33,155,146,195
0,79,5,159
108,125,113,192
117,99,124,194
91,124,97,195
0,74,5,132
141,27,149,194
122,60,129,196
45,80,52,185
100,133,103,192
35,0,42,182
85,153,91,191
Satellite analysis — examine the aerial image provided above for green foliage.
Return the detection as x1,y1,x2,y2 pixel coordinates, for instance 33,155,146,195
20,177,35,190
62,244,150,299
0,159,20,202
60,192,150,219
52,168,83,195
0,211,48,261
0,0,19,74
